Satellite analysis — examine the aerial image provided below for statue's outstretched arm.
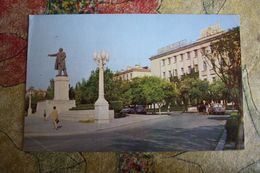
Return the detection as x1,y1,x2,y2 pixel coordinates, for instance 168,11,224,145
48,53,57,57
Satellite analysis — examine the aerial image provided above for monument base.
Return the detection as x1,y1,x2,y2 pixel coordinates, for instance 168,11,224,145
36,100,76,117
54,76,70,100
94,98,111,123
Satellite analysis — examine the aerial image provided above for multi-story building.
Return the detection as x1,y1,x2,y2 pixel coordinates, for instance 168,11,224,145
113,65,151,81
150,24,225,83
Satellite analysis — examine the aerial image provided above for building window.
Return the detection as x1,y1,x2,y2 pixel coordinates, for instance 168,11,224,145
168,70,172,78
174,69,178,76
130,73,132,79
174,56,177,63
212,77,216,81
181,68,184,75
163,72,166,79
180,54,183,62
194,49,198,58
162,59,165,66
203,61,207,71
168,57,171,65
187,52,190,60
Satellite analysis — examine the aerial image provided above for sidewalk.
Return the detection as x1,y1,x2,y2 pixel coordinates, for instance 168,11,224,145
24,114,169,137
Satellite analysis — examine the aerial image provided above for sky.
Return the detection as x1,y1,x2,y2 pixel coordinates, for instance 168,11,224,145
26,14,240,89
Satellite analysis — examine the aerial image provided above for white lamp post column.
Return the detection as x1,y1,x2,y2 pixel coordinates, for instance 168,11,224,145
93,51,110,123
28,90,32,116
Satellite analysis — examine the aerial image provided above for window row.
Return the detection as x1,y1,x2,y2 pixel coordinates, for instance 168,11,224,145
161,49,199,66
162,65,199,78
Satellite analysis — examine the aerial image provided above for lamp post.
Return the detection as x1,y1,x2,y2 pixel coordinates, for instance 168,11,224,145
28,90,32,116
93,51,110,123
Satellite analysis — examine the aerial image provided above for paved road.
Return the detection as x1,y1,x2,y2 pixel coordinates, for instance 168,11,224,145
24,113,226,152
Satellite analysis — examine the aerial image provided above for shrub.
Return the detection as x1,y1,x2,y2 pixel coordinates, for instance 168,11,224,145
109,101,123,113
114,112,127,119
70,104,94,110
225,114,239,142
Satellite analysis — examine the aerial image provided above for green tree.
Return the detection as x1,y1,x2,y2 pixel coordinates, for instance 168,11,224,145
161,80,178,111
208,80,229,104
46,79,54,99
202,26,243,148
129,76,176,114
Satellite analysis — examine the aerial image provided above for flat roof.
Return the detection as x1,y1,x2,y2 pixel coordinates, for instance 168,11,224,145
114,68,151,76
150,31,224,61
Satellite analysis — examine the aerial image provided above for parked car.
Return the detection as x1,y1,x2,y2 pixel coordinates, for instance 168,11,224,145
208,103,226,115
120,106,136,114
134,105,147,114
120,105,147,114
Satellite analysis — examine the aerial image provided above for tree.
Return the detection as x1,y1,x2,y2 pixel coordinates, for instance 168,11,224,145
74,68,125,105
208,80,230,104
46,79,54,99
129,76,177,114
202,26,241,110
202,26,243,148
161,80,178,111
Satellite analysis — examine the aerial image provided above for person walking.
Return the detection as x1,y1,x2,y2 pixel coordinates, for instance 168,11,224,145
50,106,59,130
43,109,47,121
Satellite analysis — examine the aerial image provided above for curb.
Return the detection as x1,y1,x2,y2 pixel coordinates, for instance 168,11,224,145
215,129,227,151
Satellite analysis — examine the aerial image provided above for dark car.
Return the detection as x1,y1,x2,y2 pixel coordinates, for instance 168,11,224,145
120,105,146,114
120,106,136,114
208,103,226,115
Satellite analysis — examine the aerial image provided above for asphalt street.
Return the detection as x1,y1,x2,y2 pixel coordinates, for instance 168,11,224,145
24,113,226,152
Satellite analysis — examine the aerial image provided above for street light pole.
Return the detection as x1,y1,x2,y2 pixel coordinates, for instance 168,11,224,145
28,90,32,116
93,51,110,123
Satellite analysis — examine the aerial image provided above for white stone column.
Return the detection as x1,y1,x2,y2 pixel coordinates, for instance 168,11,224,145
27,91,32,115
93,51,110,123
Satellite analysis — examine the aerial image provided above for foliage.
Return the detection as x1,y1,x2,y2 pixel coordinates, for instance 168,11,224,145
109,101,123,113
70,104,94,110
202,27,242,110
31,93,46,113
202,27,243,148
69,86,75,100
46,79,54,99
208,80,229,102
74,68,130,106
225,115,240,142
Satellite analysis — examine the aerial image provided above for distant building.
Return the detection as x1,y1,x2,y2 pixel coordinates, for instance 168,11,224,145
149,24,225,83
113,65,151,81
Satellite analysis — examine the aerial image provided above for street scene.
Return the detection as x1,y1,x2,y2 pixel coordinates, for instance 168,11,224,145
24,14,243,151
24,113,227,151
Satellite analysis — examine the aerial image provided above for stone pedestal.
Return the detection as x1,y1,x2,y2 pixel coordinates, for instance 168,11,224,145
54,76,69,100
36,76,75,116
95,98,110,123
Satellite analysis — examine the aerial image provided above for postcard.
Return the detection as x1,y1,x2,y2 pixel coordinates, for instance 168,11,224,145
24,14,243,151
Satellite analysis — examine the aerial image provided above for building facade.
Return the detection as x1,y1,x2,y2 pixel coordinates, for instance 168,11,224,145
113,65,151,81
150,24,224,83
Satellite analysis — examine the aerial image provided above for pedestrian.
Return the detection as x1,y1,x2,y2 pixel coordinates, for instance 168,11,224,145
43,109,47,121
50,106,59,130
